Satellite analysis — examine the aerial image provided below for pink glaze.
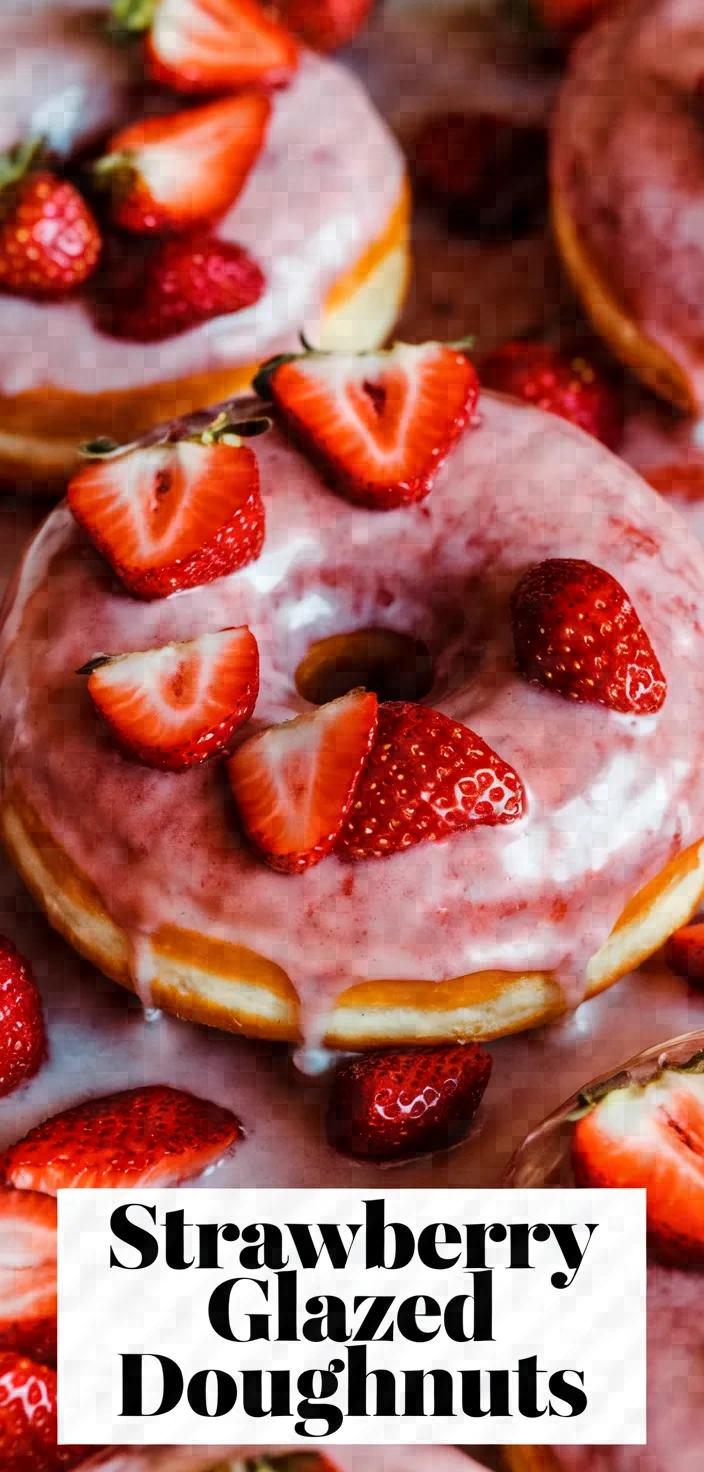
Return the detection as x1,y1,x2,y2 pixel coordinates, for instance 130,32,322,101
554,1265,704,1470
552,0,704,411
0,2,404,397
75,1446,484,1471
621,400,704,546
2,394,704,1040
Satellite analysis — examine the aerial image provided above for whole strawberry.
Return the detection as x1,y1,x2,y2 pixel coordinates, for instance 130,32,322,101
95,232,265,342
0,1353,88,1471
327,1043,492,1162
511,558,667,714
479,340,623,450
337,701,524,861
0,940,46,1097
0,144,101,300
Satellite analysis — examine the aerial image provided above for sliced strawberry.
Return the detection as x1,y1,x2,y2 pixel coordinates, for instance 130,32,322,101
254,341,479,510
0,940,46,1099
665,923,704,988
143,0,299,94
228,688,378,873
0,1353,89,1471
94,230,265,343
511,558,667,714
0,1086,242,1194
0,1191,56,1367
572,1066,704,1265
273,0,372,51
479,341,623,450
82,626,259,770
96,93,271,236
67,433,265,600
337,701,524,861
327,1043,492,1162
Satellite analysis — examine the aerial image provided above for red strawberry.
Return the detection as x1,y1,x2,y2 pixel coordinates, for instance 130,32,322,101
530,0,611,36
96,93,271,236
0,151,101,300
479,341,623,450
1,1085,243,1194
67,432,265,600
0,940,46,1099
135,0,300,94
95,230,265,343
412,112,548,240
510,558,667,714
571,1065,704,1265
643,463,704,502
254,341,479,510
665,923,704,988
0,1353,88,1472
82,626,259,770
0,1191,57,1367
228,688,378,873
337,701,524,862
327,1043,492,1162
273,0,372,51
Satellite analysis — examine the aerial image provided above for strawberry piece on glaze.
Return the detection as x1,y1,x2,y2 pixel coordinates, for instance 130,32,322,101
327,1043,492,1162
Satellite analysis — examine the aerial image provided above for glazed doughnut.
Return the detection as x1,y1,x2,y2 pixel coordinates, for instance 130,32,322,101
0,0,408,488
551,0,704,413
74,1445,486,1472
3,377,704,1050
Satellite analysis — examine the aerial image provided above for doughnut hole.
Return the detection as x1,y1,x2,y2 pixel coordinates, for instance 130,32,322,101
294,627,434,706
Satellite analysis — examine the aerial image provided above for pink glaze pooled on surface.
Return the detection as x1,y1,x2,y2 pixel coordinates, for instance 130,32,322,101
552,0,704,410
0,0,404,396
2,394,704,1040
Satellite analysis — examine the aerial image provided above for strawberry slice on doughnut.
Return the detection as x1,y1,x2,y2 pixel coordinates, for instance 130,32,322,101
117,0,300,94
81,626,259,771
0,1352,89,1471
95,93,271,235
327,1043,492,1162
571,1065,704,1266
478,340,623,450
337,701,524,861
228,688,378,872
511,558,667,714
67,431,265,600
0,1086,243,1193
254,341,479,510
0,1190,57,1367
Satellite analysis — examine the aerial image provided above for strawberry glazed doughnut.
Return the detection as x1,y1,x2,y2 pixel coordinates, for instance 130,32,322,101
74,1447,485,1472
0,0,408,488
551,0,704,412
2,343,704,1051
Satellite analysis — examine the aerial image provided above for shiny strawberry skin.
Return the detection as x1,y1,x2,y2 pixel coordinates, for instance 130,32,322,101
95,232,265,343
274,0,372,50
479,340,623,449
511,557,667,714
337,701,524,861
0,940,46,1098
327,1043,492,1162
0,173,101,299
0,1191,57,1367
572,1068,704,1265
145,0,300,94
0,1354,88,1471
665,923,704,988
68,440,265,601
0,1086,243,1193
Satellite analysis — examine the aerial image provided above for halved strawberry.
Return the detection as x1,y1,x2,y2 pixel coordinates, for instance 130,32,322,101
337,701,524,861
571,1066,704,1265
327,1043,492,1162
0,939,46,1099
479,340,623,450
228,688,378,872
0,1086,243,1194
254,341,479,510
665,923,704,987
0,1353,89,1471
82,626,259,770
137,0,300,94
511,558,667,714
67,431,265,600
95,93,271,236
0,1191,57,1367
